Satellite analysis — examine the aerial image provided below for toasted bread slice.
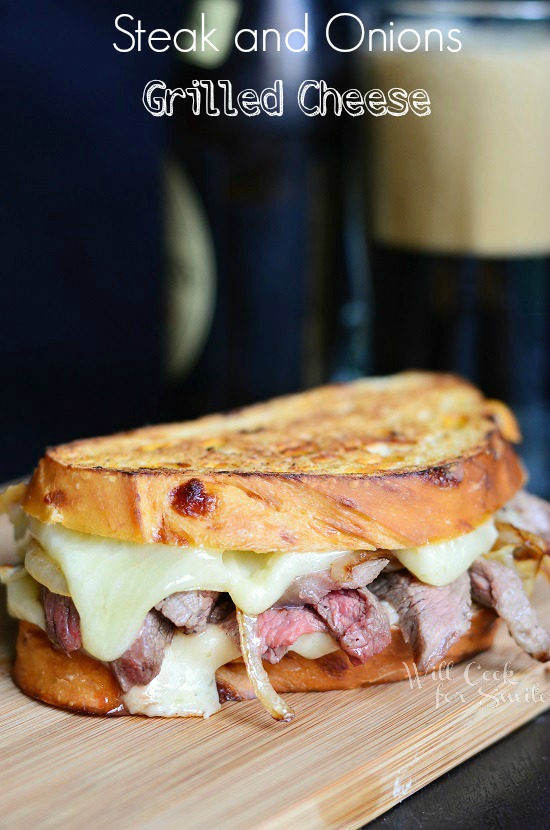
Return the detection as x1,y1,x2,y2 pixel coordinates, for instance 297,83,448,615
23,372,525,552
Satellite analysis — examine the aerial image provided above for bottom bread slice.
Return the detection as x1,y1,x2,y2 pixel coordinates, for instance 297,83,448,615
13,610,499,716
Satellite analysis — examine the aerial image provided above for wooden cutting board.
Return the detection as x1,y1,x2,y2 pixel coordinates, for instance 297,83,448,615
0,516,549,830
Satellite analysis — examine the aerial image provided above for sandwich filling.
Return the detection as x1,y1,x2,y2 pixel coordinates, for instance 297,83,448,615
2,488,549,720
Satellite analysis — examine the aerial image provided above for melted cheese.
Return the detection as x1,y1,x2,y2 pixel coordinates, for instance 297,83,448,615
289,632,339,659
380,600,399,627
6,574,45,630
28,519,348,662
393,519,498,586
123,626,239,718
21,515,499,668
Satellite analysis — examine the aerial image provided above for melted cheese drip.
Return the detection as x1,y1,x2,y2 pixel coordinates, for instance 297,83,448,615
123,626,240,718
393,519,497,586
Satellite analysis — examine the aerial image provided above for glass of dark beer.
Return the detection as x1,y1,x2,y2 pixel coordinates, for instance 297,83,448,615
363,1,550,496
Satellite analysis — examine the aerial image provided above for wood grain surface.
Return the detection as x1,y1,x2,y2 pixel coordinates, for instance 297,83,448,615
0,516,549,830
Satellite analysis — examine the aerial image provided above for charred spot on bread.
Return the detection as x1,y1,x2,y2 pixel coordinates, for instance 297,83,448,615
44,489,67,507
217,681,247,703
417,463,464,488
170,479,217,518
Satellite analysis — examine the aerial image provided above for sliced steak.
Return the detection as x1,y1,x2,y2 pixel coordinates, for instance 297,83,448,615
221,606,327,664
281,570,339,606
470,557,550,662
278,556,389,607
41,586,82,654
222,557,392,666
257,607,327,663
156,590,219,633
110,610,173,692
497,490,550,544
208,593,234,625
372,571,472,672
220,611,240,645
315,588,391,666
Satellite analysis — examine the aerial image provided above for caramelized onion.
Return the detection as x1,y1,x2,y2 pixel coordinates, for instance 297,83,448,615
495,521,548,559
235,608,294,722
331,551,371,584
490,521,549,595
331,551,392,585
25,540,70,596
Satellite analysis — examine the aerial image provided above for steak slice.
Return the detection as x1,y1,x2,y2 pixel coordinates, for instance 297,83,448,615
279,557,389,606
207,593,234,624
372,571,472,672
41,586,82,654
470,557,550,662
221,606,328,664
156,590,219,633
110,610,173,692
257,607,327,663
314,588,391,666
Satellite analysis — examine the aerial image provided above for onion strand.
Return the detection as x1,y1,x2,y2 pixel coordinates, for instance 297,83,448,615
236,608,295,722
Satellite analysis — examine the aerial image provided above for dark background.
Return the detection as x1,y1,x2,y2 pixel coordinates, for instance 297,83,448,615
1,0,182,480
2,0,549,496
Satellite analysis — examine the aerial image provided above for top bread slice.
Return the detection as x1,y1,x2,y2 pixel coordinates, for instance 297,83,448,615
23,372,525,552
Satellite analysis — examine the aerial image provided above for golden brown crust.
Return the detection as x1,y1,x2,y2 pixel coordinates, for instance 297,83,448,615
22,373,525,552
13,622,124,715
13,611,499,714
